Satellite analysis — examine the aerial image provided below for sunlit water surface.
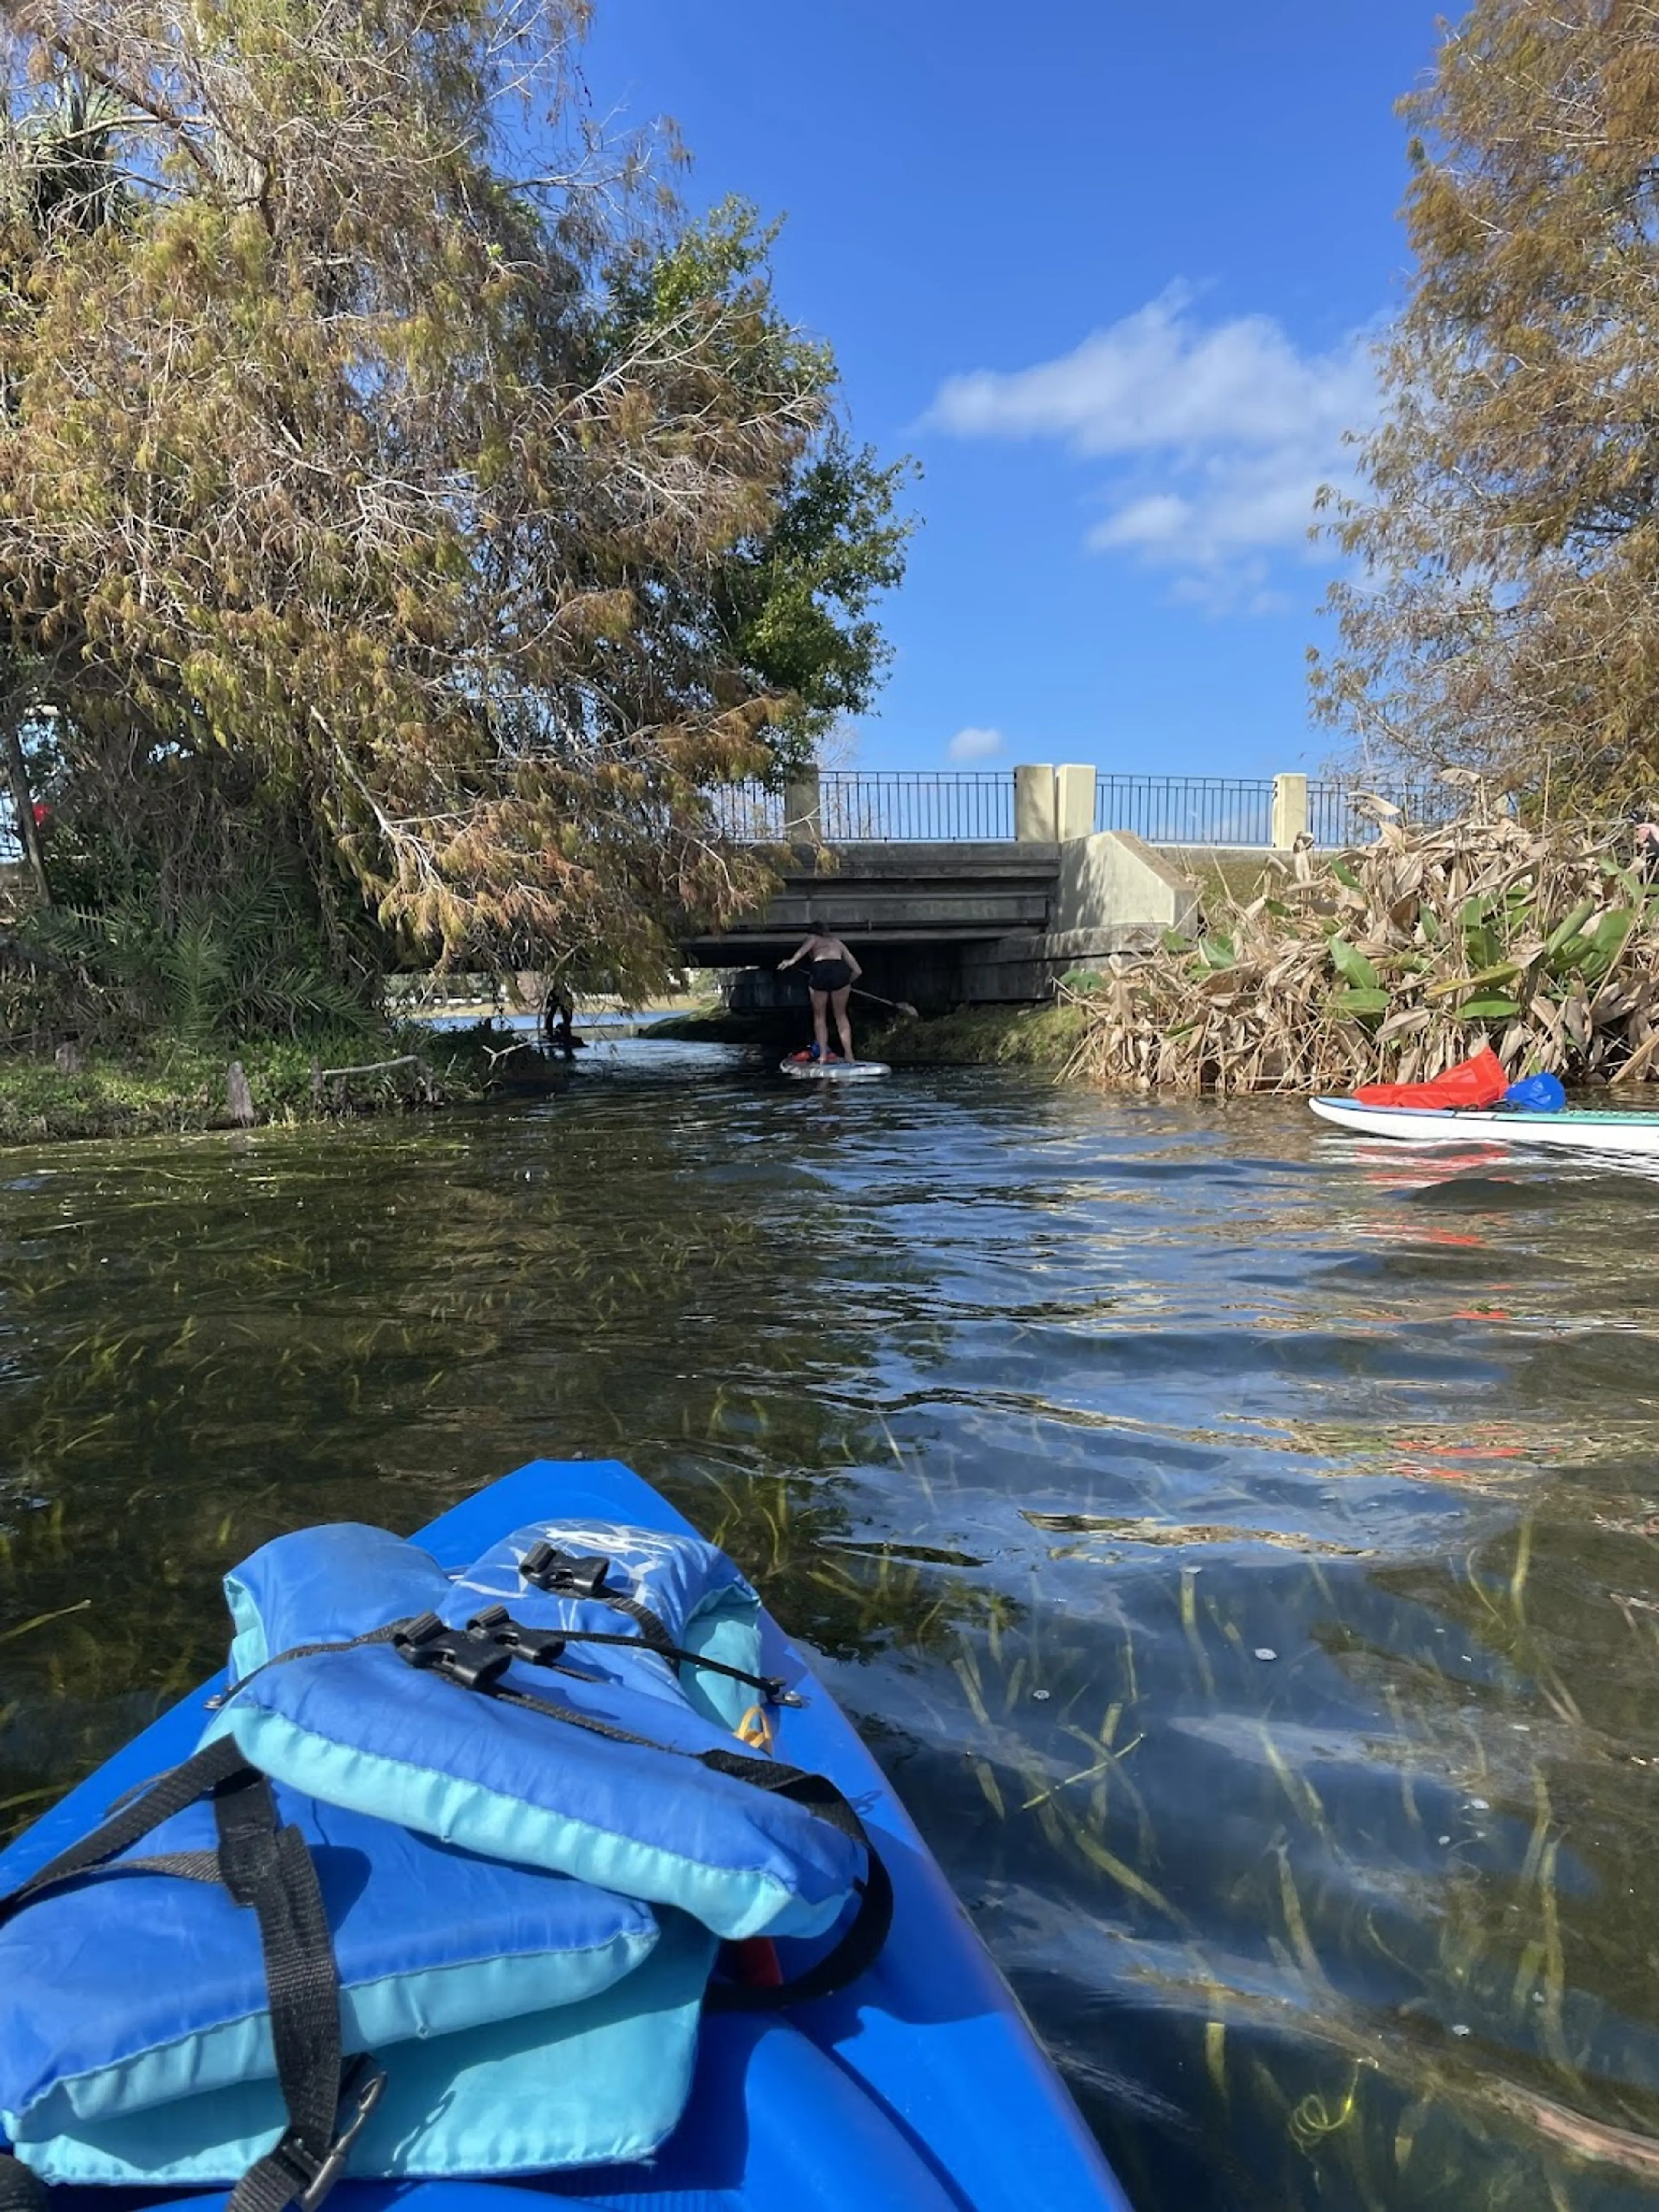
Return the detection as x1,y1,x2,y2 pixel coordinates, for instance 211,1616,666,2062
5,1041,1659,2209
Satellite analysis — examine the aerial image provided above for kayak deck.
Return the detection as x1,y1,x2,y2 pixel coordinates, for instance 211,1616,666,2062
0,1458,1129,2212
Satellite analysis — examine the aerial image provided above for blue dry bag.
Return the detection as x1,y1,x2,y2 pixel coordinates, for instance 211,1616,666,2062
1503,1072,1567,1112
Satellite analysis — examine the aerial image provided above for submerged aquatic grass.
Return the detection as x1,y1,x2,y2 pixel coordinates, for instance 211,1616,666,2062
3,1063,1659,2208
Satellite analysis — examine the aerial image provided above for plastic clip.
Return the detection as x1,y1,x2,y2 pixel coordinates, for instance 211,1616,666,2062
519,1541,610,1598
390,1612,512,1691
467,1605,566,1668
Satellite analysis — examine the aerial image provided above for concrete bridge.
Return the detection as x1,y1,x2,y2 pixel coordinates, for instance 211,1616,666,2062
6,764,1433,1015
683,763,1341,1010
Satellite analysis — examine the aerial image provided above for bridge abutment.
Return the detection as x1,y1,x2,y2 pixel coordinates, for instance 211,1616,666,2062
700,819,1201,1014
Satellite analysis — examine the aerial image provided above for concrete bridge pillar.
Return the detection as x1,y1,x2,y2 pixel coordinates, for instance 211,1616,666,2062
1014,763,1053,841
1015,763,1096,842
783,766,821,841
1056,763,1096,841
1271,772,1308,849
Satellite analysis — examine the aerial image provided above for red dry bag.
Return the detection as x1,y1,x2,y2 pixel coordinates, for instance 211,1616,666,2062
1354,1046,1508,1110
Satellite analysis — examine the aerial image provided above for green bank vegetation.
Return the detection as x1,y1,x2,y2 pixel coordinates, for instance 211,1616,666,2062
0,0,909,1098
644,1000,1086,1069
872,1003,1087,1069
1067,803,1659,1094
0,1032,507,1147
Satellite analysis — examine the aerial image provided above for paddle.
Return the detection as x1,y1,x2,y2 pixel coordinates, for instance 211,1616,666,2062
852,984,919,1018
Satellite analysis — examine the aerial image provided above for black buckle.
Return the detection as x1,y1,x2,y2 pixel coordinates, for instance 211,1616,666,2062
519,1541,610,1599
466,1604,566,1667
390,1612,512,1690
295,2055,386,2212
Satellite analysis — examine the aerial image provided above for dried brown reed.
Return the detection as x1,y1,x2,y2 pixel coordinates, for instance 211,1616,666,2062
1066,789,1659,1094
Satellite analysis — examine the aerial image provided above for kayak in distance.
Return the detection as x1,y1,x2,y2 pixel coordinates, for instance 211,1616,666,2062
1309,1095,1659,1156
780,1056,892,1081
0,1457,1130,2212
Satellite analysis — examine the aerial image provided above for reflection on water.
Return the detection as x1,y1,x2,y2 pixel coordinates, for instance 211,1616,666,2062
6,1040,1659,2208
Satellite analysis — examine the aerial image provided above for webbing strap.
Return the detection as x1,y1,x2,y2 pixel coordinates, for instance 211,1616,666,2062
517,1543,678,1659
513,1547,800,1700
480,1677,893,2011
479,1618,800,1705
216,1772,346,2212
0,1744,372,2212
221,1613,798,1712
0,1735,248,1926
698,1757,895,2012
590,1589,677,1657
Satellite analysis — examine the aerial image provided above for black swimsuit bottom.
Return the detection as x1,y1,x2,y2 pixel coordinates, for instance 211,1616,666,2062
808,958,852,993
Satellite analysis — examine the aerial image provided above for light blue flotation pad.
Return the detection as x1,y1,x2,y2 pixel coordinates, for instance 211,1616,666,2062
0,1786,712,2184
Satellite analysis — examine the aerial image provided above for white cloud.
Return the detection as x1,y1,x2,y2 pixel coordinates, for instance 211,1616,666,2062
948,725,1004,761
924,285,1377,602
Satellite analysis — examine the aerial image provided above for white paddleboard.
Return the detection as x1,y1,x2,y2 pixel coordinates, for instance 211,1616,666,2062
1310,1095,1659,1157
780,1058,892,1082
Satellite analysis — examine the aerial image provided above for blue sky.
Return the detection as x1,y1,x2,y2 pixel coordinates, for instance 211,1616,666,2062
580,2,1448,781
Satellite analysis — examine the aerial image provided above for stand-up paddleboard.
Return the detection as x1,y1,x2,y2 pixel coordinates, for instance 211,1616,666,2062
781,1056,892,1081
1311,1095,1659,1157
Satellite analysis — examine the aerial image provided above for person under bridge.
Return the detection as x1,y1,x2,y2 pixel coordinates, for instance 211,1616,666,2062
779,922,862,1064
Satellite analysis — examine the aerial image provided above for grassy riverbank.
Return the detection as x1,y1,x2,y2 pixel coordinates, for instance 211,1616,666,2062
871,1003,1087,1067
0,1030,499,1146
649,1001,1087,1068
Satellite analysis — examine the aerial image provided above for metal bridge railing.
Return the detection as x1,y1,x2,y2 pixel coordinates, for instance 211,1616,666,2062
0,771,1469,865
712,769,1464,848
1305,778,1467,847
1094,775,1275,847
820,771,1012,840
710,770,1014,843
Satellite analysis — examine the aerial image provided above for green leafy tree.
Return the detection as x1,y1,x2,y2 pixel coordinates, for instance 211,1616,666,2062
1314,0,1659,816
0,0,912,1008
607,205,914,766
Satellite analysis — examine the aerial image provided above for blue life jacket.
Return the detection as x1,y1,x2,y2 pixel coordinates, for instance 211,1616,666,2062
208,1522,863,1941
0,1519,891,2209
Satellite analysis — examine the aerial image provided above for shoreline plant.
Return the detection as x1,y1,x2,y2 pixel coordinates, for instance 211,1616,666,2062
1066,796,1659,1095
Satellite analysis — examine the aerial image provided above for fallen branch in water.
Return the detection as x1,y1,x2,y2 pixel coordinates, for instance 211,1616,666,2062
315,1054,420,1081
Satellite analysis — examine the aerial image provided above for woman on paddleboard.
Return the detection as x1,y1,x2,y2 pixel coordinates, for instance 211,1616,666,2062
779,920,862,1063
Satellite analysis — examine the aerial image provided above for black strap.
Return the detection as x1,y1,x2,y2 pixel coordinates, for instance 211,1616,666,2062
0,1744,375,2212
469,1608,801,1706
216,1771,348,2212
0,1734,248,1927
513,1557,779,1690
516,1543,686,1667
205,1623,407,1710
698,1756,895,2012
474,1675,893,2011
219,1611,801,1713
572,1628,801,1706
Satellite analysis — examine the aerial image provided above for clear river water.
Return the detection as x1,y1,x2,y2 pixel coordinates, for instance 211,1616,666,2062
4,1038,1659,2210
